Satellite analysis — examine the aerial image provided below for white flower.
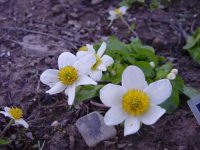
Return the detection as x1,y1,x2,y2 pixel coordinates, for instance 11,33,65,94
0,107,29,128
167,72,176,80
100,65,172,136
77,42,114,81
108,6,128,23
171,68,178,75
40,52,97,105
149,61,155,68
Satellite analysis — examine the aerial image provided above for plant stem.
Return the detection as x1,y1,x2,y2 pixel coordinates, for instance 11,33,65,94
0,119,14,137
119,15,138,38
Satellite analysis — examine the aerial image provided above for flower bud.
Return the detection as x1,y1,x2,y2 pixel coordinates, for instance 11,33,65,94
167,72,176,80
149,61,155,68
171,68,178,75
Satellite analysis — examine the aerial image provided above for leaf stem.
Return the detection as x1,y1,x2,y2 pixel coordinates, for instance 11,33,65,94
119,15,138,38
0,119,14,137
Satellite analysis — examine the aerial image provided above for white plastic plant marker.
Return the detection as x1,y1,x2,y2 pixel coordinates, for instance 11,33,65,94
187,95,200,125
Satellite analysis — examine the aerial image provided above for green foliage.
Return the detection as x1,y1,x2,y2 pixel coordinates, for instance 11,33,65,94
0,138,10,146
184,27,200,64
183,86,200,98
119,0,145,7
76,36,188,113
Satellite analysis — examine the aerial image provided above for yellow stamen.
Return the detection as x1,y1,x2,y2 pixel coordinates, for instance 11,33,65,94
58,66,78,85
9,107,23,120
91,54,102,70
114,8,122,16
122,90,150,116
79,46,88,51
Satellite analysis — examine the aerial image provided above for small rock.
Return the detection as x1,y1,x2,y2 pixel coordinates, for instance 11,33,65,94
91,0,103,5
75,111,117,147
51,120,59,127
25,132,34,140
51,5,63,14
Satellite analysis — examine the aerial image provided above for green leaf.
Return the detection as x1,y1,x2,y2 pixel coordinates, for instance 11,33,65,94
119,0,144,7
134,61,155,78
0,138,10,146
171,76,184,93
107,36,128,52
75,85,104,102
183,86,200,98
155,62,173,80
160,87,179,113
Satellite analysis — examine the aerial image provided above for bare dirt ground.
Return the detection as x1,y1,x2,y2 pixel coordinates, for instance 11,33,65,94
0,0,200,149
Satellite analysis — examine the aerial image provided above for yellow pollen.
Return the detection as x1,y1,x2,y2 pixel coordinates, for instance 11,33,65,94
58,66,78,85
114,8,122,16
79,46,88,51
91,54,102,70
122,90,150,116
9,107,23,120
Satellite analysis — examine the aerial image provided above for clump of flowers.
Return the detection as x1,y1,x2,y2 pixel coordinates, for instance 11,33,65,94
40,52,97,105
100,66,172,136
0,107,29,128
77,42,114,81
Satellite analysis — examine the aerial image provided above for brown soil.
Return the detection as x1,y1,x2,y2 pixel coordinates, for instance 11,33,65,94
0,0,200,149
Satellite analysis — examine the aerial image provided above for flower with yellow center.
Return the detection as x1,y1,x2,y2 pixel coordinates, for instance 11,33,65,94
40,52,97,105
108,6,128,24
76,42,114,81
100,66,172,136
0,107,29,128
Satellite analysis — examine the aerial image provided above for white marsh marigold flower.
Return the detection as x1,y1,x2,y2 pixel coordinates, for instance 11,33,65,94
108,6,128,23
100,65,172,136
77,42,114,81
40,52,97,105
0,107,29,128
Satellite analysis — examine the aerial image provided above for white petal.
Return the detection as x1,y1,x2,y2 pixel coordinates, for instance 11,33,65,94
86,44,95,53
144,79,172,105
58,52,76,69
101,55,114,67
97,42,106,57
65,85,76,105
97,64,106,71
100,84,125,107
76,51,89,60
74,54,96,75
0,111,10,117
89,70,102,81
4,107,10,112
76,75,97,86
104,105,127,126
40,69,59,87
141,105,166,125
122,66,148,90
15,119,29,128
46,82,66,95
119,6,128,15
124,117,140,136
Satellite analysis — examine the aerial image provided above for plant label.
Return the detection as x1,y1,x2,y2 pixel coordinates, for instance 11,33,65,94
187,95,200,125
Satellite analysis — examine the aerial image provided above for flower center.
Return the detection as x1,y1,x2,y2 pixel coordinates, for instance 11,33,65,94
9,107,23,120
114,8,122,16
79,46,88,51
58,66,78,85
122,90,150,116
91,54,102,70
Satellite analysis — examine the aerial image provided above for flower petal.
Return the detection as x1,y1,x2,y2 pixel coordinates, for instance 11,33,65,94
89,70,102,81
40,69,59,87
46,82,66,95
65,85,76,105
144,79,172,105
15,119,29,128
58,52,76,69
141,105,166,125
100,84,125,107
97,64,106,71
97,42,106,57
86,44,95,53
76,75,97,86
74,54,96,76
124,117,140,136
101,55,114,67
122,65,148,90
119,6,128,15
104,105,127,126
76,51,89,60
0,111,10,117
4,107,10,112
